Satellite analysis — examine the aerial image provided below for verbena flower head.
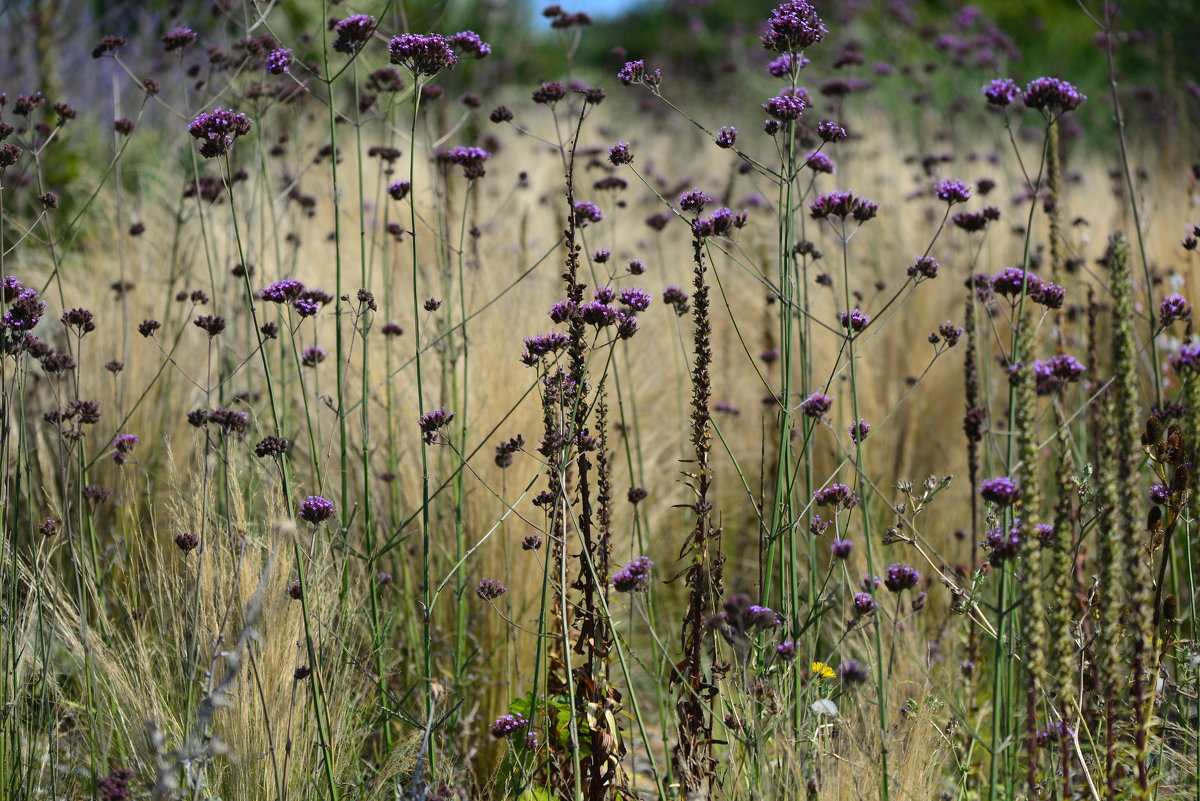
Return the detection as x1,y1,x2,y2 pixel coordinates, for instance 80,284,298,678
188,108,253,158
884,562,920,592
531,81,566,104
805,151,835,174
265,48,293,74
767,53,808,77
1160,294,1192,327
847,418,870,443
388,180,411,201
1171,343,1200,374
800,392,832,417
809,190,877,221
608,141,633,165
300,495,335,524
840,658,867,684
333,14,376,54
694,207,748,238
982,78,1019,106
985,520,1022,563
476,578,507,600
763,94,806,120
853,592,875,614
619,287,652,311
933,178,972,204
1033,354,1086,394
389,33,458,75
908,256,939,279
611,556,653,592
1022,77,1086,114
490,713,527,737
839,308,870,332
419,406,455,443
818,120,847,142
714,126,737,148
990,267,1040,299
437,145,491,179
813,483,858,509
663,285,690,315
980,476,1020,506
449,30,492,58
830,537,853,559
938,321,963,346
776,641,797,660
760,1,827,53
162,27,197,52
573,201,604,226
617,59,662,89
679,188,713,213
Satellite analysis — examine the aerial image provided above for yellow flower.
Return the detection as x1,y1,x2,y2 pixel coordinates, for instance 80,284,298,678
810,661,835,679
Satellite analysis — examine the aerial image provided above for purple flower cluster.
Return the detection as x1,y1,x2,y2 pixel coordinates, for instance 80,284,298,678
989,268,1063,309
933,178,972,205
389,33,458,75
763,94,806,120
162,27,197,52
907,256,939,280
679,188,713,213
608,141,633,165
1160,294,1192,327
449,30,492,58
760,1,827,53
714,126,738,148
953,206,1001,232
332,14,376,55
830,537,853,559
1033,354,1086,394
437,145,491,179
800,392,833,417
2,281,46,332
767,53,808,77
619,287,652,311
721,594,781,631
884,562,920,593
663,285,690,316
813,483,859,509
694,207,748,238
187,108,253,158
419,407,456,444
985,521,1022,563
112,433,139,465
300,495,335,524
839,308,870,332
853,592,876,614
809,190,878,221
611,556,653,592
1171,343,1200,374
982,78,1019,106
490,713,527,738
1022,77,1086,114
573,201,604,226
265,48,292,74
818,120,847,142
617,60,662,89
520,332,570,365
476,578,507,600
805,151,835,174
847,418,870,443
937,321,963,346
980,476,1020,506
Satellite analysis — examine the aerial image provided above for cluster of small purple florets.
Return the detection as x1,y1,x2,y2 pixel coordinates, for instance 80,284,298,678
694,207,749,238
989,268,1063,309
388,33,458,75
760,1,827,53
489,713,527,738
839,308,870,332
476,578,507,601
1,277,46,335
809,190,878,222
436,145,491,178
984,520,1023,563
616,59,662,90
260,279,329,318
884,562,920,593
265,48,292,74
300,495,335,524
1160,294,1192,327
419,407,455,444
813,483,859,509
800,392,833,418
1032,354,1086,395
187,108,253,158
933,178,972,204
112,433,139,465
982,77,1086,114
611,556,653,592
980,476,1020,506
